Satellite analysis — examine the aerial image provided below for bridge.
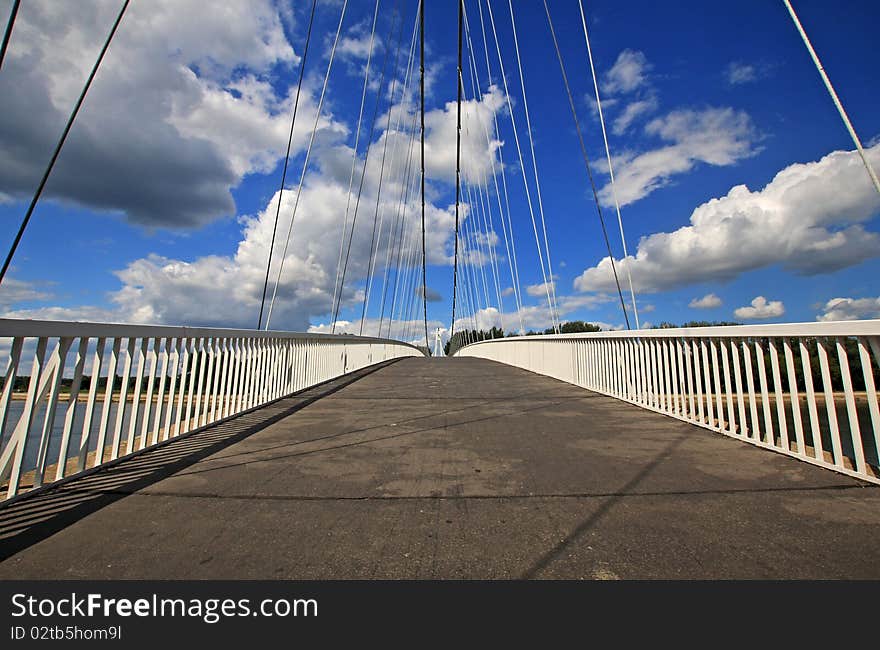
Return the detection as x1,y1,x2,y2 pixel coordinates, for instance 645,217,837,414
0,319,878,579
1,0,879,580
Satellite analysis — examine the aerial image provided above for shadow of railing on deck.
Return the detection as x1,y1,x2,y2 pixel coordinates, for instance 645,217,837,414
0,360,399,561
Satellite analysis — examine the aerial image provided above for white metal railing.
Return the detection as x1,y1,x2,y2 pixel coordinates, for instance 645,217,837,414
0,319,424,501
455,321,880,485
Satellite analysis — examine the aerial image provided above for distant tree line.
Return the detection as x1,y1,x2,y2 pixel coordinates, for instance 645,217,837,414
656,320,741,328
444,321,603,355
444,327,505,356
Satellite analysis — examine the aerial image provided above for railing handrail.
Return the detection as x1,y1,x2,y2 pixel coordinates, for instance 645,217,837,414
0,318,426,353
455,319,880,352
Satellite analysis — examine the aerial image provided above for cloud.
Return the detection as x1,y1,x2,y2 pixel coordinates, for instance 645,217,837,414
603,49,651,95
168,71,343,181
308,316,444,343
0,0,336,228
599,107,759,206
734,296,784,320
0,14,515,335
452,293,616,335
338,32,381,62
526,280,555,298
501,286,515,297
724,61,776,86
612,97,658,135
576,144,880,294
423,84,505,185
594,51,755,205
0,278,54,308
816,296,880,322
104,164,457,330
689,293,722,309
418,285,442,302
0,82,508,333
2,304,117,323
725,62,757,85
335,14,386,86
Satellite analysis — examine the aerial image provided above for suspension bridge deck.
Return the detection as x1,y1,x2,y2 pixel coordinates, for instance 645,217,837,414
1,357,878,579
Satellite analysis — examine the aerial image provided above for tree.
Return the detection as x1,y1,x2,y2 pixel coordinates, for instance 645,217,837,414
444,326,505,356
657,320,740,328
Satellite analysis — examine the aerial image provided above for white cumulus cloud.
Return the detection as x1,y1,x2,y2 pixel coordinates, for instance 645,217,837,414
1,70,509,334
526,280,556,298
599,107,758,207
0,0,316,227
603,49,652,95
816,297,880,322
734,296,785,320
612,97,659,135
726,62,757,85
576,144,880,294
689,293,722,309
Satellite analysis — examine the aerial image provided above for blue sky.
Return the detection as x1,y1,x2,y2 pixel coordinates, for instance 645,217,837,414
0,0,878,344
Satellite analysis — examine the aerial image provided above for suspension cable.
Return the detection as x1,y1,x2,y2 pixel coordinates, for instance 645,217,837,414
465,192,489,328
543,0,630,330
467,121,506,332
419,0,429,350
485,1,556,333
474,176,505,323
361,6,405,334
0,0,130,287
256,0,318,330
330,0,381,332
393,197,418,338
460,9,506,327
377,6,422,335
464,182,490,309
0,0,20,71
381,110,419,335
474,0,525,332
386,112,420,337
331,10,395,332
265,0,348,330
507,0,560,332
782,0,880,195
578,0,640,328
450,0,463,339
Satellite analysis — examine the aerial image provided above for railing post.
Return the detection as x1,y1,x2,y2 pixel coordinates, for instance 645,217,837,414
755,340,773,444
836,338,866,475
34,337,72,487
0,337,48,497
742,341,760,441
56,336,88,481
720,338,735,434
95,337,122,463
767,339,788,450
139,337,160,449
161,337,182,442
782,338,806,455
150,338,171,446
858,337,880,468
78,337,105,470
111,337,136,458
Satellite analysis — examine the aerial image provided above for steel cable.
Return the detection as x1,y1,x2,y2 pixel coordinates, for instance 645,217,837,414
0,0,130,287
257,0,318,330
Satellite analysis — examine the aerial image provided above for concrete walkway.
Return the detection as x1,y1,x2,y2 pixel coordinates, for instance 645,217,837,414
1,357,878,579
